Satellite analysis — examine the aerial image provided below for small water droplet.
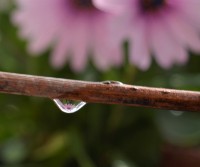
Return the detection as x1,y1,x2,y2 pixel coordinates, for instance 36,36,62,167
53,99,86,114
170,110,183,116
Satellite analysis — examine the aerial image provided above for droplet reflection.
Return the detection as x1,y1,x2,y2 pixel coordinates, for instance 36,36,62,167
53,99,86,114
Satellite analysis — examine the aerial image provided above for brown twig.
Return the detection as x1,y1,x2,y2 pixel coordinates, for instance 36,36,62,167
0,71,199,112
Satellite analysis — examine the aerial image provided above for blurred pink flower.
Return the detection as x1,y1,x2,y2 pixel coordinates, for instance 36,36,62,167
64,103,75,110
94,0,200,70
12,0,123,71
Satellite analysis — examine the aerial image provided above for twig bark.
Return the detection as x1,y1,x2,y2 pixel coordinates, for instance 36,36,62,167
0,72,199,112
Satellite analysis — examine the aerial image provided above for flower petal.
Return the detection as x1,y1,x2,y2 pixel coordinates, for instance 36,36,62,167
164,11,200,53
93,0,132,14
150,17,178,68
129,18,151,70
70,19,90,72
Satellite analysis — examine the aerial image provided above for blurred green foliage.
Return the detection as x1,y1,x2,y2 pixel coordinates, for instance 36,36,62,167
0,5,200,167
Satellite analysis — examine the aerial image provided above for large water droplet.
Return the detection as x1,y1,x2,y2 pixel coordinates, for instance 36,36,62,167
53,99,86,114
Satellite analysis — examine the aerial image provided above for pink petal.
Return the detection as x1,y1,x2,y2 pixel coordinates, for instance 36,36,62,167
93,0,132,14
164,11,200,53
129,18,151,70
70,19,90,72
50,33,71,68
92,17,123,69
149,17,178,68
171,0,200,28
174,46,188,65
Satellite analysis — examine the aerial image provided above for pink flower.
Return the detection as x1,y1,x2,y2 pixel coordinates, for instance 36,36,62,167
12,0,123,71
64,103,75,110
94,0,200,70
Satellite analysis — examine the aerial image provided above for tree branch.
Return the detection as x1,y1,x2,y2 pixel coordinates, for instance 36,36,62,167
0,72,199,112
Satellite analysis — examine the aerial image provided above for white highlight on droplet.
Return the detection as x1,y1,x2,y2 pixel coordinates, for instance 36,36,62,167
170,110,183,116
53,99,86,114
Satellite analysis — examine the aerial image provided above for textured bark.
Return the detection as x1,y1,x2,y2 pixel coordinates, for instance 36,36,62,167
0,72,200,112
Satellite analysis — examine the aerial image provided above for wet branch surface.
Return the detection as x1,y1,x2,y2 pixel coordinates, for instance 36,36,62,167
0,72,200,112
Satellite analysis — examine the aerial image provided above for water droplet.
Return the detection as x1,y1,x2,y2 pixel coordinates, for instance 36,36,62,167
170,110,183,116
53,99,86,114
102,80,123,85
